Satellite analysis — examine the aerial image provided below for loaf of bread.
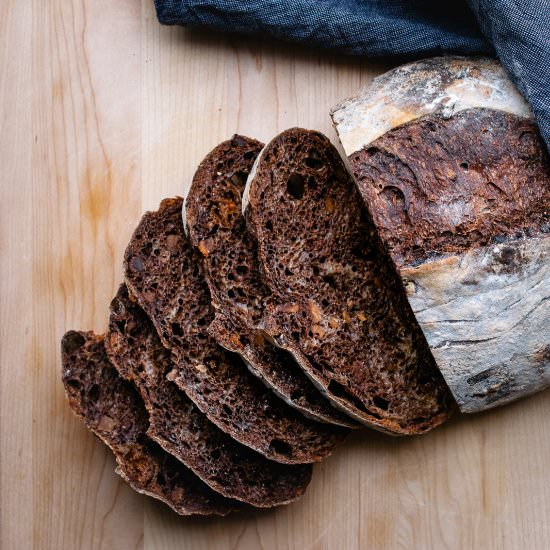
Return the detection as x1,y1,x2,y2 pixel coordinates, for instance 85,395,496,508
106,284,313,507
61,330,240,516
124,197,348,463
243,128,453,434
185,135,356,428
332,57,550,412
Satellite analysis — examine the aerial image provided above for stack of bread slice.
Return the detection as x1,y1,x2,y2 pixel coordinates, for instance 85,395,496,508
62,130,458,516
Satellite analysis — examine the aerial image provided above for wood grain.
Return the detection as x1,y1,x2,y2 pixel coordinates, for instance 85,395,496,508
1,1,550,549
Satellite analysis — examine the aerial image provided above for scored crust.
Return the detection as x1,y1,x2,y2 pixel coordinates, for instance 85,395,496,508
105,285,313,507
185,135,356,428
61,330,240,516
124,197,349,463
245,128,454,435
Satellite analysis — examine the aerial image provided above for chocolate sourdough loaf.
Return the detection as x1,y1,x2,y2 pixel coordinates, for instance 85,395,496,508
124,197,348,463
185,135,355,428
106,285,313,507
332,57,550,412
243,128,453,434
61,330,240,516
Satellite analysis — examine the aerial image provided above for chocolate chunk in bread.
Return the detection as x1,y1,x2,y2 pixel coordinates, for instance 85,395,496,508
61,330,239,516
106,285,313,507
185,135,356,428
332,56,550,413
244,128,453,434
124,197,348,463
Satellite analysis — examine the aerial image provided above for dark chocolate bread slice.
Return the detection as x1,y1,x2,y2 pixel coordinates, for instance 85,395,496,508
244,128,453,435
124,197,348,463
185,135,355,428
106,285,313,507
61,330,239,516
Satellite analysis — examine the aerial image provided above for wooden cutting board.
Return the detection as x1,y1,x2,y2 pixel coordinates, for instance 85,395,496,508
2,1,550,548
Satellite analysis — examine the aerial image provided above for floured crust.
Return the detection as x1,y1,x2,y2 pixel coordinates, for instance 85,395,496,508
331,56,532,156
401,236,550,411
245,128,454,435
185,135,356,427
124,197,348,464
61,331,240,516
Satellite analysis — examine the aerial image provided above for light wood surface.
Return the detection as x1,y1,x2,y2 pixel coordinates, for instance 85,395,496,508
1,1,549,549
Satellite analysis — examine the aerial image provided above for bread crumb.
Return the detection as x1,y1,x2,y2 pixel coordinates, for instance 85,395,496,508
307,301,323,323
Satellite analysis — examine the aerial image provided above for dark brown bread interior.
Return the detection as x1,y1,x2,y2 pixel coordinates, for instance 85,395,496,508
106,285,313,507
185,135,355,428
124,197,348,463
245,128,453,434
348,109,550,267
61,330,239,516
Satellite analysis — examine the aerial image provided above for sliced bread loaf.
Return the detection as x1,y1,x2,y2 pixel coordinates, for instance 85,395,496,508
61,330,240,516
185,135,355,428
106,284,313,507
331,57,550,412
124,197,348,463
243,128,454,434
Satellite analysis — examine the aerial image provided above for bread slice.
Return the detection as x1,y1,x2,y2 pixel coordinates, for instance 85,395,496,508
243,128,454,435
124,197,348,463
331,57,550,413
185,135,356,428
106,284,313,507
61,330,240,516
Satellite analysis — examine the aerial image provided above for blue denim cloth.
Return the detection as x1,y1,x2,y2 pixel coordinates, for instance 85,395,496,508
154,0,549,150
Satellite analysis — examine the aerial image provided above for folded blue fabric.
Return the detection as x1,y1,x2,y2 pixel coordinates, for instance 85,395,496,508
154,0,549,151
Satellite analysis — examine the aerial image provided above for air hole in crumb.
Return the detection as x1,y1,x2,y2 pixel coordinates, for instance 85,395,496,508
269,438,293,458
89,384,100,402
236,265,248,276
460,162,469,170
327,380,380,418
62,332,86,355
66,379,81,390
265,220,273,231
304,151,323,169
210,448,221,460
291,331,301,341
290,390,303,401
171,323,183,337
322,274,336,287
373,395,390,411
222,404,232,416
287,174,305,199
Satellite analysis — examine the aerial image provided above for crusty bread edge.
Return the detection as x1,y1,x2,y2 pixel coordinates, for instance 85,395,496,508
331,56,533,157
